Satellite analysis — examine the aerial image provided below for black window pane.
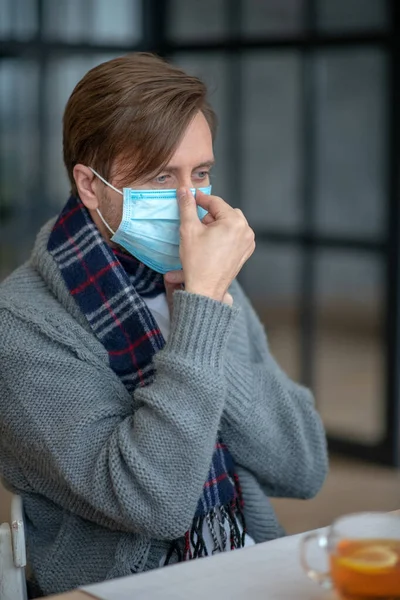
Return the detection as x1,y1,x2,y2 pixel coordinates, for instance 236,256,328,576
242,52,302,231
317,0,388,32
241,244,301,383
0,0,37,40
315,49,387,239
0,60,39,277
315,251,385,444
242,0,304,36
43,0,141,45
167,0,226,42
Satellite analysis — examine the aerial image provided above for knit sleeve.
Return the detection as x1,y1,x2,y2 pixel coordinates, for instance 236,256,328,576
220,281,329,499
0,293,238,541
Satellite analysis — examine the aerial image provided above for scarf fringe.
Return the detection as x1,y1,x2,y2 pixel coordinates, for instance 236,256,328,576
164,497,247,566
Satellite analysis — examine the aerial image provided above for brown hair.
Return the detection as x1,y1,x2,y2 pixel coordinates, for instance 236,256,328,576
63,53,217,196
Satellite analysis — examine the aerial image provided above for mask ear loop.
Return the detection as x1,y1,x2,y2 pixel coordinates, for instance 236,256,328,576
96,209,116,236
89,167,123,237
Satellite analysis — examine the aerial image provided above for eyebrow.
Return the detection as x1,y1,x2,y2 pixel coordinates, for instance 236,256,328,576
162,160,215,173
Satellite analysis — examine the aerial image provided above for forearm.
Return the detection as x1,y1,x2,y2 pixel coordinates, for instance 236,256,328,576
219,281,328,499
0,294,239,539
220,353,328,498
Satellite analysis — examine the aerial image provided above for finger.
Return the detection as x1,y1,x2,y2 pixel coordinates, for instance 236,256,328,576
164,279,182,304
234,208,249,225
164,281,182,295
201,213,215,225
178,187,202,226
223,293,233,306
195,189,233,220
164,270,185,285
164,279,182,315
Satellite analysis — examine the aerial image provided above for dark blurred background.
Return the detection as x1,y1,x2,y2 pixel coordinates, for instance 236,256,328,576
1,0,399,530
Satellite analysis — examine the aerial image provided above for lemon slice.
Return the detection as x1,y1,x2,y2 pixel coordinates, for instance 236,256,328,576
338,545,398,574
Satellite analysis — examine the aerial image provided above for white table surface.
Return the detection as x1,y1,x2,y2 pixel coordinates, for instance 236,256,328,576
83,528,336,600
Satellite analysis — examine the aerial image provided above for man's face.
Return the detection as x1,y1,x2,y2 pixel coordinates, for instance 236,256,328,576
96,110,214,236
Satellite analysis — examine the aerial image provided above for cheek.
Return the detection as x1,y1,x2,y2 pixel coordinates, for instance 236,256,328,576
101,193,123,231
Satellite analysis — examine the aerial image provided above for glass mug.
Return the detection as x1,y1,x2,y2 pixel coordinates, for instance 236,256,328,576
300,512,400,600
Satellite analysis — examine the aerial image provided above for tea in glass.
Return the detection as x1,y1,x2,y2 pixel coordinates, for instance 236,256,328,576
330,538,400,599
300,512,400,600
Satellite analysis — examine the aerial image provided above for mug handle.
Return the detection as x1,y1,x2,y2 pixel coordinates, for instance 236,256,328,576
300,532,332,589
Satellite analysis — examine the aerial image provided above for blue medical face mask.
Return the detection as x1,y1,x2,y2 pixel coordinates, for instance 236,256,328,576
89,168,211,274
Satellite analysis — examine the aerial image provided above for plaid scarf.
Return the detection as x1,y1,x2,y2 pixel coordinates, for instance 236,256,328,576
48,196,245,561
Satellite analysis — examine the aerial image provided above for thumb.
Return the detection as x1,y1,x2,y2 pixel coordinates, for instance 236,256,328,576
177,187,200,226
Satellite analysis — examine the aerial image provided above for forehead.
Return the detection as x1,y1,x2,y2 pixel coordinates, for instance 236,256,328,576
166,111,214,168
111,112,214,185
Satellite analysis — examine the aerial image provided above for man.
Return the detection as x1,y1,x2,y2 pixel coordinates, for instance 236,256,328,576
0,53,328,597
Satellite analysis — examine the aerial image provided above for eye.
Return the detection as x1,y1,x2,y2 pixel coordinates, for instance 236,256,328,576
195,171,210,180
155,174,170,184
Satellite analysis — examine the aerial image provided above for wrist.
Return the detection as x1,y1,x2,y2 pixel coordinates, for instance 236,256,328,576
184,284,225,302
168,291,239,370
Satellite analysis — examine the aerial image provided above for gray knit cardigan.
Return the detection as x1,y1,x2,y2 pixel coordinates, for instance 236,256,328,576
0,220,328,596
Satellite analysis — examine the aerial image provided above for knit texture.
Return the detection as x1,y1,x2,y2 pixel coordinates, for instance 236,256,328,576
47,195,246,561
0,219,328,596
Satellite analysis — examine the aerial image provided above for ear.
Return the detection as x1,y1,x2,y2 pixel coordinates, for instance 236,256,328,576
73,164,100,210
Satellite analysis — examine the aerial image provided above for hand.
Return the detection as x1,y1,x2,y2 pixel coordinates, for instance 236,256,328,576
164,271,233,316
176,188,255,302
